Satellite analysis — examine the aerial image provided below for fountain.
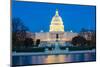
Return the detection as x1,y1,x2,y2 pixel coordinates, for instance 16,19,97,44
45,33,69,53
54,42,60,51
53,34,69,53
51,34,62,53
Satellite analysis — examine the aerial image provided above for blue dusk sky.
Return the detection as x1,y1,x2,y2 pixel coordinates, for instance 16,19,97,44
12,1,96,32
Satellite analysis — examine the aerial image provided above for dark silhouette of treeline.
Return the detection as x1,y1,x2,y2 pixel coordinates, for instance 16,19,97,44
12,18,44,52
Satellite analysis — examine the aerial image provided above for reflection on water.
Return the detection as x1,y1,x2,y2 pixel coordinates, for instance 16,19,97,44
12,53,96,66
44,55,68,63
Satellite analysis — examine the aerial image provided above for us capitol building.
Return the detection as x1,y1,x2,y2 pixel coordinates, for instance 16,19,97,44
27,9,78,44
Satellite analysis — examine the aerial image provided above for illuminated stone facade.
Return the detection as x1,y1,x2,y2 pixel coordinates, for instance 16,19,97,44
50,9,64,32
33,9,78,44
35,32,78,42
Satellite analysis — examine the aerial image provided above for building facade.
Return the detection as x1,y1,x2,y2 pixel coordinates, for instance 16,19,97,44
33,9,78,44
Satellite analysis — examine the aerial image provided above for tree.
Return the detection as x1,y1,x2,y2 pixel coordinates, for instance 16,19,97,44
35,39,40,47
71,35,87,46
91,32,96,47
12,18,29,49
86,32,96,47
12,18,28,40
24,38,33,48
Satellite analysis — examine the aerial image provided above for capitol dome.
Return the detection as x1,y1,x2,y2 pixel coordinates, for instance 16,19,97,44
49,9,64,32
